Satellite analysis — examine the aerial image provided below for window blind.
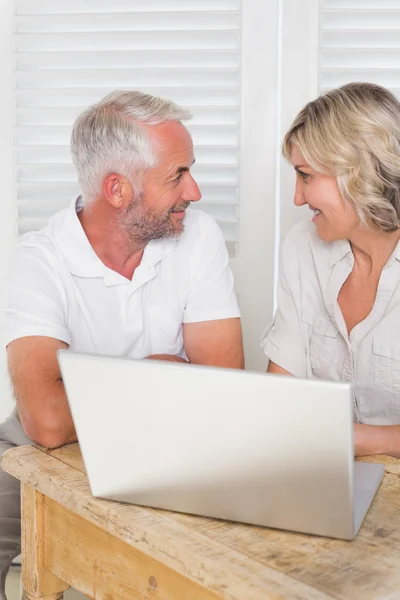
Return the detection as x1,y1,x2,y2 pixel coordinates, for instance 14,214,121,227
320,0,400,100
14,0,241,255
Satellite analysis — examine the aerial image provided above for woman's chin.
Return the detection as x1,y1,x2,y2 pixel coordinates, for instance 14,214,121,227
314,222,345,243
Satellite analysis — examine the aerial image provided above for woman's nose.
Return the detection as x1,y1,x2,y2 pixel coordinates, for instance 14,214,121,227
294,181,306,207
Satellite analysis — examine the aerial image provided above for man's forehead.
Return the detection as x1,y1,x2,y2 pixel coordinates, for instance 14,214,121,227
148,120,193,150
149,123,194,171
167,157,196,176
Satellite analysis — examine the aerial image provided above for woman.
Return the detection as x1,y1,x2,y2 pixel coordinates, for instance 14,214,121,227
261,82,400,457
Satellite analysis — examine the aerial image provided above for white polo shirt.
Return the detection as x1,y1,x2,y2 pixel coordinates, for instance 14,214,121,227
261,220,400,426
5,198,240,359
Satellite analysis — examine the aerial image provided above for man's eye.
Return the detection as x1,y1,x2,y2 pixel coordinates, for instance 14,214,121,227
174,173,183,183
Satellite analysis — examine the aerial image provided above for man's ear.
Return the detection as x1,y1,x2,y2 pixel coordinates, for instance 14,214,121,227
103,174,133,209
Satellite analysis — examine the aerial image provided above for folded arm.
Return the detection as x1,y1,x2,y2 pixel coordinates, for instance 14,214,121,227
7,336,77,449
183,317,244,368
148,318,244,368
266,363,400,458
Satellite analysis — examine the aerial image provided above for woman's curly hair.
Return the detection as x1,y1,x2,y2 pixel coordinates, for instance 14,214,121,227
283,82,400,232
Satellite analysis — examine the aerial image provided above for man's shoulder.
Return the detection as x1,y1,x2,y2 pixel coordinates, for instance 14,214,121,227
12,207,70,270
18,229,56,260
184,208,219,229
158,209,225,269
181,209,222,244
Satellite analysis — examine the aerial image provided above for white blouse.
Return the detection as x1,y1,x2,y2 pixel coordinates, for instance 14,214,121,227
261,220,400,426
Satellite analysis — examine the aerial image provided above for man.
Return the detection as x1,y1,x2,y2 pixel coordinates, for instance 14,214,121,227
0,90,244,598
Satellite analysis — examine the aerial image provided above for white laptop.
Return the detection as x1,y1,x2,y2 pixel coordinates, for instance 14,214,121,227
57,351,384,540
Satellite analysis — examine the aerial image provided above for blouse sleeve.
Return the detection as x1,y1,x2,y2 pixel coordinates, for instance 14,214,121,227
260,231,307,377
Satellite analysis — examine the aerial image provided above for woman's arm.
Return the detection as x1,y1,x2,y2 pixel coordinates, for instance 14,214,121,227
261,231,308,378
267,364,400,457
354,423,400,458
267,361,293,376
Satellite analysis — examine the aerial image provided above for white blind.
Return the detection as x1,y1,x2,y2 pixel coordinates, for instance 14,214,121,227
14,0,241,255
320,0,400,100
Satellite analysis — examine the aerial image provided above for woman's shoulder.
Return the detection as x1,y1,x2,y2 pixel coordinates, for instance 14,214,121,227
283,220,329,256
285,219,321,245
281,220,338,280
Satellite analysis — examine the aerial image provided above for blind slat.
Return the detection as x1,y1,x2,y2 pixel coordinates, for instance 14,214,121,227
322,10,400,30
16,106,240,126
15,88,240,108
16,70,239,89
16,31,240,52
15,0,239,14
16,50,239,71
323,1,400,8
321,30,400,48
321,49,400,68
16,13,239,33
321,69,400,88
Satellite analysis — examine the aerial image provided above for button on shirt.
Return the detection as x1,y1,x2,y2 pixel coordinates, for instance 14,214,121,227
5,198,240,360
261,220,400,426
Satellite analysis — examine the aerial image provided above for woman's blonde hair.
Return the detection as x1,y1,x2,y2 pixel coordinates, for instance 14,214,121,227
282,82,400,232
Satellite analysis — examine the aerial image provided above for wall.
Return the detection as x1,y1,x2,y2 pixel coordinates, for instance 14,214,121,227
0,1,16,421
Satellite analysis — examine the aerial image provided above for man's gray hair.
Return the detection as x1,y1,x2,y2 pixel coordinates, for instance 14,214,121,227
70,90,192,205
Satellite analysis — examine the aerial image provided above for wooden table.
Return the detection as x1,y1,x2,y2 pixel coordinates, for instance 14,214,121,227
2,445,400,600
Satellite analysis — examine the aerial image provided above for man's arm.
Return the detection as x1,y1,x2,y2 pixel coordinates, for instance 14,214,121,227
146,318,244,368
7,336,77,448
146,354,188,363
183,318,244,369
354,423,400,458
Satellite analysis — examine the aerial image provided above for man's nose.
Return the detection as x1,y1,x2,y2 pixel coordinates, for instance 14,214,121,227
182,174,202,203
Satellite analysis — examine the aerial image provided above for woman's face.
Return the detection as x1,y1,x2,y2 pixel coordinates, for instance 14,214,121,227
290,145,360,242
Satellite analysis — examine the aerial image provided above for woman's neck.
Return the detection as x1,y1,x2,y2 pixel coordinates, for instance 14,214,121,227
348,227,400,276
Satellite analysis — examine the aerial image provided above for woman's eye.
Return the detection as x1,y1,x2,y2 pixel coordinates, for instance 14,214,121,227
298,170,310,181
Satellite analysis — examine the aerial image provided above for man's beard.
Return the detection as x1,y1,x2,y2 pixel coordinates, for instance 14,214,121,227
116,195,190,246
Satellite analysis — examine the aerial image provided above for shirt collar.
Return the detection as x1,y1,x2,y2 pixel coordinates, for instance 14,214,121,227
54,197,178,284
329,238,352,268
328,235,400,268
382,237,400,269
55,197,105,278
393,239,400,262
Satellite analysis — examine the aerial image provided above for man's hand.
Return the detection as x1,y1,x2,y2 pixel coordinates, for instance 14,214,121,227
146,354,188,363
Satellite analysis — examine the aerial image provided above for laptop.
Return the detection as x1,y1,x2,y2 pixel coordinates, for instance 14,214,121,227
57,350,384,540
